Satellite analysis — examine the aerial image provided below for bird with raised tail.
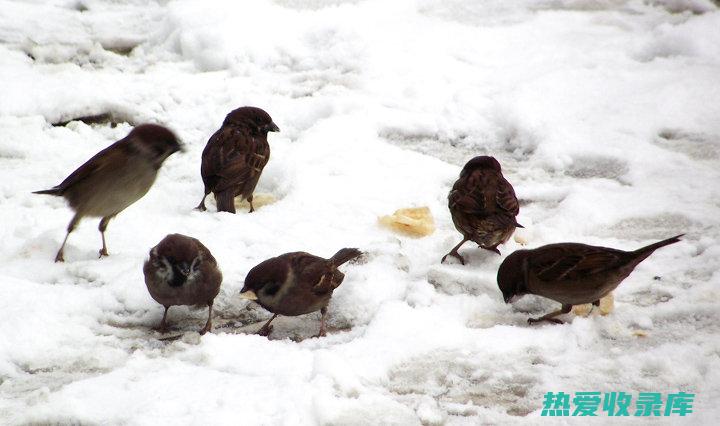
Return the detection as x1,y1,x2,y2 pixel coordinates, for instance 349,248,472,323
143,234,222,335
240,248,363,338
443,156,522,265
497,234,684,324
33,124,182,262
196,106,279,213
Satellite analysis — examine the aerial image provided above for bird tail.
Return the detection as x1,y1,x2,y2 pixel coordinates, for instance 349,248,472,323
632,234,684,263
214,190,236,213
33,187,63,196
329,248,363,266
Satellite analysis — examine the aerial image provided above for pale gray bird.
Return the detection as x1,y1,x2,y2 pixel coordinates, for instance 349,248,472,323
34,124,182,262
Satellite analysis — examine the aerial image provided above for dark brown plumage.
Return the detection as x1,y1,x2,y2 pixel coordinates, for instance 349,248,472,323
497,234,684,324
34,124,182,262
196,106,279,213
240,248,363,338
442,156,522,265
143,234,222,335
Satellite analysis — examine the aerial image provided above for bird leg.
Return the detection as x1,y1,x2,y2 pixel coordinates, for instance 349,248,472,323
156,306,170,333
199,302,213,335
258,314,277,337
316,307,328,338
248,195,255,213
195,193,208,211
98,215,114,258
55,213,80,263
442,237,469,265
528,304,572,325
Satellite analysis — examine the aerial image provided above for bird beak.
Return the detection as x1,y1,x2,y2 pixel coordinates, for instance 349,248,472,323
268,122,280,132
240,290,258,301
179,265,190,276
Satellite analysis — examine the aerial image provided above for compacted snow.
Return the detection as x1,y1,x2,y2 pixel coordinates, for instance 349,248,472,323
1,0,719,424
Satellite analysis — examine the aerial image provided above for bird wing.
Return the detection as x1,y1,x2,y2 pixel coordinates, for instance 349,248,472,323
530,244,627,282
449,169,520,237
53,137,133,191
201,125,268,194
495,175,520,216
288,253,339,295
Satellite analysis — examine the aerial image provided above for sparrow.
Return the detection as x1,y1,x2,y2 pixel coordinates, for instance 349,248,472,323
34,124,182,262
195,106,279,213
143,234,222,335
497,234,684,324
442,156,522,265
239,248,363,337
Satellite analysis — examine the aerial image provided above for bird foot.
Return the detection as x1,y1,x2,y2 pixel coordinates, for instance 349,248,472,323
258,324,273,337
54,252,65,263
315,329,327,338
194,203,207,212
154,325,170,334
199,324,212,335
527,317,564,325
98,248,109,258
441,251,465,265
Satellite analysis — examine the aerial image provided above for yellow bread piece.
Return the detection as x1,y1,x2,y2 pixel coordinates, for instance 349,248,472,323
379,207,435,237
572,292,614,316
234,193,277,210
513,234,528,245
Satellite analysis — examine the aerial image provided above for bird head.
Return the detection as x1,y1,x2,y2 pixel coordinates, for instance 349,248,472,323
224,106,280,136
150,234,202,287
130,124,183,166
496,250,528,304
460,156,502,177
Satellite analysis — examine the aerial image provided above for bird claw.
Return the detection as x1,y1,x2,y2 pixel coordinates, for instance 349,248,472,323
154,325,169,334
98,248,109,258
199,325,211,335
195,204,207,212
258,324,273,337
527,317,564,325
441,252,465,265
54,253,65,263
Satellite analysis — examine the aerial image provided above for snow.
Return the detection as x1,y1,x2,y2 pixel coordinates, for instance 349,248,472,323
1,0,719,424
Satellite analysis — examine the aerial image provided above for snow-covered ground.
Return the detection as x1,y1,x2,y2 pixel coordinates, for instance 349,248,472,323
1,0,719,424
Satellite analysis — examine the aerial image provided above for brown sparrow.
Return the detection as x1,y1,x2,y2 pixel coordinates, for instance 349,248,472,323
497,234,684,324
34,124,182,262
143,234,222,335
240,248,362,337
195,106,279,213
443,156,522,265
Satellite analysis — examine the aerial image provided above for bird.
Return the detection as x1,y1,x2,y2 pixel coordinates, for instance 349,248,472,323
239,248,363,338
195,106,279,213
497,234,684,324
442,156,522,265
143,234,222,335
34,124,182,262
